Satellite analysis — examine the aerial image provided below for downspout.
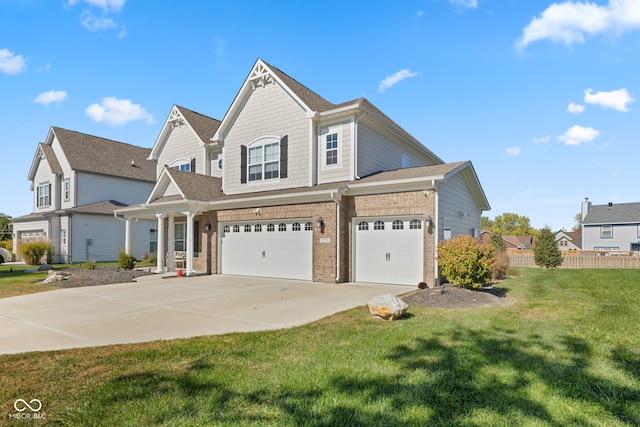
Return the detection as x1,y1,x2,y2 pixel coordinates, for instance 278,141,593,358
330,192,341,282
353,111,366,180
433,181,439,286
113,211,128,255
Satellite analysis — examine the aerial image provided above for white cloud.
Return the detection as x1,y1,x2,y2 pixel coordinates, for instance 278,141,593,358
584,88,634,112
85,97,154,125
68,0,125,12
0,48,26,75
82,15,117,31
506,146,521,156
34,90,68,105
567,102,585,114
516,0,640,49
533,135,551,144
557,125,600,146
377,69,419,93
449,0,478,9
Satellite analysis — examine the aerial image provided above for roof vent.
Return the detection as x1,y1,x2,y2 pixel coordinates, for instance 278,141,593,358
131,160,135,166
608,202,613,209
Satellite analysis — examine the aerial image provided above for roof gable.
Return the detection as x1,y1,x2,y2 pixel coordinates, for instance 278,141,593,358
149,105,221,159
47,127,155,182
147,167,223,204
583,202,640,224
27,143,63,181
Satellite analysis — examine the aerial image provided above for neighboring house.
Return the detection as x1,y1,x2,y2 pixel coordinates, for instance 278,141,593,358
481,231,534,250
116,59,490,287
12,127,156,263
581,198,640,253
555,229,581,251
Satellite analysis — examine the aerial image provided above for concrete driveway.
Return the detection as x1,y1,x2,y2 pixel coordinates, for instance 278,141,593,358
0,274,408,355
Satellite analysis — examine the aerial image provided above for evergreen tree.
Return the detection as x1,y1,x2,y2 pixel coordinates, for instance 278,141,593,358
534,227,563,269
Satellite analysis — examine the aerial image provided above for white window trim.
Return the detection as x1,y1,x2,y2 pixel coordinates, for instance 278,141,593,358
321,127,342,170
175,222,186,251
401,154,411,168
169,158,191,172
63,178,70,202
37,183,50,208
601,225,613,239
247,135,281,183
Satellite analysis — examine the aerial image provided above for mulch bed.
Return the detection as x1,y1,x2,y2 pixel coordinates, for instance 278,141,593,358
402,284,515,309
47,266,155,288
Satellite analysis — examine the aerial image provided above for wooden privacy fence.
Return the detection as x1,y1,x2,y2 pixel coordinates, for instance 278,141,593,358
508,250,640,269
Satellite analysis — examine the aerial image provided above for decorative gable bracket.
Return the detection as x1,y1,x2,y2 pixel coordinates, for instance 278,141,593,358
168,108,186,129
249,62,274,89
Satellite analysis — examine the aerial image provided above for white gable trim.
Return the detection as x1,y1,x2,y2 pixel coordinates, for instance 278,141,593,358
145,167,186,204
149,105,204,160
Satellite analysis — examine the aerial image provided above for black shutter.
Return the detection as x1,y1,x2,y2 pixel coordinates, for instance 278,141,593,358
193,221,200,254
48,183,51,206
240,145,247,184
280,135,288,178
190,158,196,173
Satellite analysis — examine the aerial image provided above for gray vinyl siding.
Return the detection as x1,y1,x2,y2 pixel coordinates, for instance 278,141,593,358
356,120,434,178
223,80,309,195
77,173,153,207
156,125,203,177
437,172,482,241
71,214,154,262
317,119,352,184
209,148,223,179
582,223,640,250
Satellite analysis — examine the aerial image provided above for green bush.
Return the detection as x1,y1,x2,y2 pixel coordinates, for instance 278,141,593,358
534,227,563,269
438,234,495,289
491,250,510,281
81,260,97,270
118,251,137,270
17,239,54,265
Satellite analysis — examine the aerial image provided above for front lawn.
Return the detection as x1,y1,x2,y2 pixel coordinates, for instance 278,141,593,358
1,268,639,425
0,264,60,298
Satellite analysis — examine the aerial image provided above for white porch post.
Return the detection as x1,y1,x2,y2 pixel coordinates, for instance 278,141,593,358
186,211,195,276
124,218,132,255
155,214,165,273
167,214,175,272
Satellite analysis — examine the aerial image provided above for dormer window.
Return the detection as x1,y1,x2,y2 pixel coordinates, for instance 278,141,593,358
248,142,279,182
326,133,338,166
37,183,51,208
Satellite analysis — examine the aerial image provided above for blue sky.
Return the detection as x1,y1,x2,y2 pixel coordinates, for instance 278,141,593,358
1,0,638,230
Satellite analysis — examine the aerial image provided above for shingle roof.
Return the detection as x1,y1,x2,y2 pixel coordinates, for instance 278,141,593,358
355,161,468,184
164,168,224,201
51,127,155,182
175,106,221,144
67,200,129,215
265,61,336,112
39,143,63,175
583,202,640,224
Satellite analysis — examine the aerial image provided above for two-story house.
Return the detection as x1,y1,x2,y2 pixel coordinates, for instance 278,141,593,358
12,127,156,263
555,229,581,251
116,59,490,287
581,198,640,253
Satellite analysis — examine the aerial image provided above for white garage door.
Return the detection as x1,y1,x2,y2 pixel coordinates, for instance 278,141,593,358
220,220,313,280
354,217,424,286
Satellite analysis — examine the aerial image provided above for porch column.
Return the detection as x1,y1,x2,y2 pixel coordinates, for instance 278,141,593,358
167,214,175,272
185,211,195,276
124,218,132,255
155,213,165,273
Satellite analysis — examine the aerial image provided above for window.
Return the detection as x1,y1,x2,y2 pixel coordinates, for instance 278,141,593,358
255,224,262,232
601,225,612,238
175,223,186,251
292,222,301,231
233,225,240,233
61,229,67,246
374,221,385,230
63,178,70,202
248,142,279,182
401,155,411,168
37,184,50,207
358,221,369,231
173,163,190,172
392,220,404,230
223,225,230,233
267,224,275,232
305,222,312,231
244,225,252,233
149,229,157,253
326,133,338,165
637,224,640,238
410,220,422,230
278,223,287,232
217,158,223,170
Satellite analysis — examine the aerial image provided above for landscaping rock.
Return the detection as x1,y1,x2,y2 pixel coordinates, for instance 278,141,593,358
368,294,408,321
43,271,70,284
38,264,54,271
24,268,38,273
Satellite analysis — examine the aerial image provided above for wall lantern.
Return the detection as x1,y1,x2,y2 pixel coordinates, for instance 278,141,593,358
425,215,433,230
204,223,212,231
316,217,324,229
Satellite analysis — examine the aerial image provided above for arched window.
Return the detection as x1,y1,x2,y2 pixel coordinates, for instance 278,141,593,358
233,225,240,233
223,225,230,233
244,225,251,232
392,220,404,230
254,224,262,232
267,224,275,232
292,222,301,231
358,221,369,231
304,222,312,231
278,223,287,232
374,221,385,230
410,219,422,230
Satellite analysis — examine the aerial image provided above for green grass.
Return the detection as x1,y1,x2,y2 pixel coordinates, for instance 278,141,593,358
1,268,640,426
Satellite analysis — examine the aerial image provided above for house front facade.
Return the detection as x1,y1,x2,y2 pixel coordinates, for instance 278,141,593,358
116,59,490,287
12,127,157,263
581,198,640,253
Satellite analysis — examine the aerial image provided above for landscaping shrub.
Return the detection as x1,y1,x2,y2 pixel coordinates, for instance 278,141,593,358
81,260,97,270
17,239,54,265
534,227,563,269
491,250,510,281
438,234,495,289
118,251,137,270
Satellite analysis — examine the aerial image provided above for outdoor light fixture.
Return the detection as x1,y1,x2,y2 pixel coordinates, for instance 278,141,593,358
204,223,211,231
316,217,324,229
425,215,432,230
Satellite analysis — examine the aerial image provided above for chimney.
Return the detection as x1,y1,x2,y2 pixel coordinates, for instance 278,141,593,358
581,197,591,221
